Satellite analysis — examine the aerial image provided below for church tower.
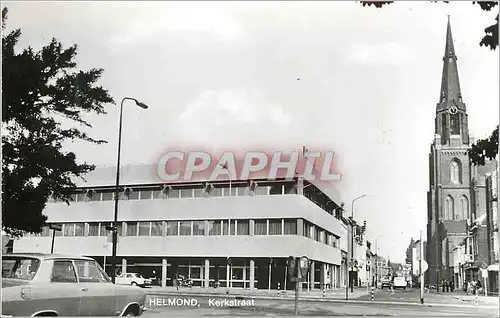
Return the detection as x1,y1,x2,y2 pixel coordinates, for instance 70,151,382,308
426,17,471,287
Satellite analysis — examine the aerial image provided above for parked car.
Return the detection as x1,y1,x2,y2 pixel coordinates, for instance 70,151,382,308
380,278,391,289
115,273,151,287
2,253,147,316
393,276,407,290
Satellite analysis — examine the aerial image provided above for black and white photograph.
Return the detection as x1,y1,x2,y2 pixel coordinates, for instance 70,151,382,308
1,1,499,317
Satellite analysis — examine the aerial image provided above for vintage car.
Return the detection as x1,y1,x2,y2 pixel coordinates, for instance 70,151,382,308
380,277,391,289
392,276,407,290
115,273,151,287
2,253,147,316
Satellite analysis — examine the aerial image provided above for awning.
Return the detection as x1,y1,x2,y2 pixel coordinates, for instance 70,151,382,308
487,264,499,271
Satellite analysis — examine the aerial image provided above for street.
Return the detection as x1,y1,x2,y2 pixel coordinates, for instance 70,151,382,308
143,288,499,316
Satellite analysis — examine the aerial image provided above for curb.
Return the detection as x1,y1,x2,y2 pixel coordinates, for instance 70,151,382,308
146,291,499,309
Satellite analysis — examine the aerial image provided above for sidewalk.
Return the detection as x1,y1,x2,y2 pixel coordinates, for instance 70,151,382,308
147,285,369,300
422,292,499,306
146,286,499,308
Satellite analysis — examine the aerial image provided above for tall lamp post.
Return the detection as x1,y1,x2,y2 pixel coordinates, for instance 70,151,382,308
110,97,149,284
349,194,367,293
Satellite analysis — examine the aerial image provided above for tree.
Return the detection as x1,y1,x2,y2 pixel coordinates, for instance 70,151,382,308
468,126,499,165
2,7,114,236
361,1,499,165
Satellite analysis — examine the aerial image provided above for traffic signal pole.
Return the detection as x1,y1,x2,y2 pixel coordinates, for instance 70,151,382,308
294,261,300,316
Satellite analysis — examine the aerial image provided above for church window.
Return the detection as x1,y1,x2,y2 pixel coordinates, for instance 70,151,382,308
450,113,460,135
460,195,469,220
445,195,454,220
450,159,462,184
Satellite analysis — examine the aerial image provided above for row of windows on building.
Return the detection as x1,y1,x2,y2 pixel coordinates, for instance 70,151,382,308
32,218,340,248
48,184,298,203
442,194,469,221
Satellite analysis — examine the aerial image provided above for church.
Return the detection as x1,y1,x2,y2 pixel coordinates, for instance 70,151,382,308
426,17,497,288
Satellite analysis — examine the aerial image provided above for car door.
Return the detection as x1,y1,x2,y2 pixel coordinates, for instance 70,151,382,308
35,260,83,316
74,259,117,316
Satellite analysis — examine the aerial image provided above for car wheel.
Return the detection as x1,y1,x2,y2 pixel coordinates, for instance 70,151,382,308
123,305,140,316
131,282,137,286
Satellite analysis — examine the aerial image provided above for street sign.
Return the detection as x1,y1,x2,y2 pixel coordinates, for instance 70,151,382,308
49,224,62,231
481,262,488,270
481,268,488,278
421,260,428,273
299,256,310,277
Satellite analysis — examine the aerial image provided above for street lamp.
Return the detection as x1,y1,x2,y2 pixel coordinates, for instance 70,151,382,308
110,97,149,284
349,194,368,293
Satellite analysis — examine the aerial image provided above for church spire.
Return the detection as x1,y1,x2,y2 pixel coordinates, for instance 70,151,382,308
437,16,465,112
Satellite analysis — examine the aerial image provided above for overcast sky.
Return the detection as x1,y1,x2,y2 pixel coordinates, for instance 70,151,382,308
4,1,498,262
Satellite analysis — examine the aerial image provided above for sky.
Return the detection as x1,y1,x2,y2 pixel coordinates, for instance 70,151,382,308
4,1,499,263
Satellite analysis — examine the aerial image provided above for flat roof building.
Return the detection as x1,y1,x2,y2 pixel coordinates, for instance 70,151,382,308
14,165,346,290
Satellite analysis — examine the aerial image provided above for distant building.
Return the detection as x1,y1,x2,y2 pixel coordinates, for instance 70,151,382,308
485,169,498,294
411,240,427,278
372,254,389,286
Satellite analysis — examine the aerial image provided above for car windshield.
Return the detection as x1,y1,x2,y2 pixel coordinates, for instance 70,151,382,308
2,257,41,280
133,273,143,278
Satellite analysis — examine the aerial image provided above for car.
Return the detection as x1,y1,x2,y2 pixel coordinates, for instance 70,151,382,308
393,276,407,290
2,253,147,316
115,273,151,287
380,278,391,289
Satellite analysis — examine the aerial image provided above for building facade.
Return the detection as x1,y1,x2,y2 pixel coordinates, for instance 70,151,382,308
14,165,347,290
485,170,498,294
411,239,427,283
426,17,497,288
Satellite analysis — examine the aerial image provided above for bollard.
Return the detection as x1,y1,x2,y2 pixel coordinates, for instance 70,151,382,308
277,283,281,297
475,292,478,306
371,286,374,301
323,288,326,298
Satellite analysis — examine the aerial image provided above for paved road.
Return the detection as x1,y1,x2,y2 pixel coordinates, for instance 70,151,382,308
142,292,500,316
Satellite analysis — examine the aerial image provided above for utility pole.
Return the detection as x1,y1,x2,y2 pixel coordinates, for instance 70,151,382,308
420,230,424,304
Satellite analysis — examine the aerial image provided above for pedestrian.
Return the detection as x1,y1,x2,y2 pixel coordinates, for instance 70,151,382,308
450,280,454,292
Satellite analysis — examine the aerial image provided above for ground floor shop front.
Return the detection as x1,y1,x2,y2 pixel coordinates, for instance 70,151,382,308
93,256,342,290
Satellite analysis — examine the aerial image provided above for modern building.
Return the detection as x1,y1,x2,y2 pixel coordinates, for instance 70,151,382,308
14,165,347,290
426,17,497,288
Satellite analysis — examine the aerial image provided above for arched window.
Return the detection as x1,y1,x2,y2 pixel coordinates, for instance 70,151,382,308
450,159,462,184
445,195,454,220
460,195,469,220
450,113,461,135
